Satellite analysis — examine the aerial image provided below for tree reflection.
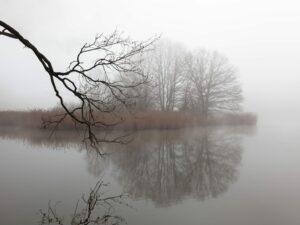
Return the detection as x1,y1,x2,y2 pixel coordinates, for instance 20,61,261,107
109,128,243,206
0,126,251,207
85,150,109,178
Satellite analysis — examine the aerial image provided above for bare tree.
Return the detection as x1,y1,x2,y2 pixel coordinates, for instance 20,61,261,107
115,70,156,112
0,20,156,151
148,40,185,111
182,49,243,116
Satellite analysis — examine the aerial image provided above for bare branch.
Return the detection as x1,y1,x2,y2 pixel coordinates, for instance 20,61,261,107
39,180,128,225
0,20,158,152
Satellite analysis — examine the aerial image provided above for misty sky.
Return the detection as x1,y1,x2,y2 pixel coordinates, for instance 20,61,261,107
1,0,300,121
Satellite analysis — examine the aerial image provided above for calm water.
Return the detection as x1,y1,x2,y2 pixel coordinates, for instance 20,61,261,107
1,121,300,225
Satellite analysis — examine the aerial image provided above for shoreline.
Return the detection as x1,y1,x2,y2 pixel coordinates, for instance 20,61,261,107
0,110,257,130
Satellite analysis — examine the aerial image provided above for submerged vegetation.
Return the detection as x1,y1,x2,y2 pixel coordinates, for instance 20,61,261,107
39,180,127,225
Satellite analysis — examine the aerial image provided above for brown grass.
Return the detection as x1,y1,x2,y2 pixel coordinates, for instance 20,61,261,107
0,110,257,130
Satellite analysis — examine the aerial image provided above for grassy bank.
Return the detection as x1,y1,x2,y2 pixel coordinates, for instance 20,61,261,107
0,110,257,130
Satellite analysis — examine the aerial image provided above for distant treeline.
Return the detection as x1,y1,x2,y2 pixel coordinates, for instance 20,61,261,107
105,39,243,116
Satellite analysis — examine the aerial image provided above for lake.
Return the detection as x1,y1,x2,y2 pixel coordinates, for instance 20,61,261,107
1,120,300,225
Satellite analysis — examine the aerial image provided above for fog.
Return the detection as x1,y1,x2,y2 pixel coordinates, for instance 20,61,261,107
1,0,300,122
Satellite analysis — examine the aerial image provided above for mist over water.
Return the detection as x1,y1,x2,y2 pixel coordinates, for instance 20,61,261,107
1,123,300,225
1,1,300,224
1,0,300,123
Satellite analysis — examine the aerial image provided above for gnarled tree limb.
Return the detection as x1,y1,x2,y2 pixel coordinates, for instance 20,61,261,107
0,20,157,153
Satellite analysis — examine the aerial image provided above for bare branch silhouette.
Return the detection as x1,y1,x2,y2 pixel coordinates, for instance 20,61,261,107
0,20,157,152
39,181,128,225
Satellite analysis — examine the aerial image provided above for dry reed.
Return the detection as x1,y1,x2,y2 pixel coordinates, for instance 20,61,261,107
0,110,257,130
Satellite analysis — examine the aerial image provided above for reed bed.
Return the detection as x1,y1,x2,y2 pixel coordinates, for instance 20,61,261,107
0,110,257,130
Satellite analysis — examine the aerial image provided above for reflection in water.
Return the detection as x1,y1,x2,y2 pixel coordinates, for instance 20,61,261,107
85,152,109,177
0,127,83,149
110,129,243,206
0,126,253,207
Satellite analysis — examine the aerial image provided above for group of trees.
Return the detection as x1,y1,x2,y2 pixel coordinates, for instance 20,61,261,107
1,19,243,121
0,20,243,150
121,40,243,116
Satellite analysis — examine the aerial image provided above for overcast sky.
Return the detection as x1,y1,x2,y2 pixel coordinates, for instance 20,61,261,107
1,0,300,121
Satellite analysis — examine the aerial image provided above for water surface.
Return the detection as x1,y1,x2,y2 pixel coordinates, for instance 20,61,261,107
1,122,300,225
